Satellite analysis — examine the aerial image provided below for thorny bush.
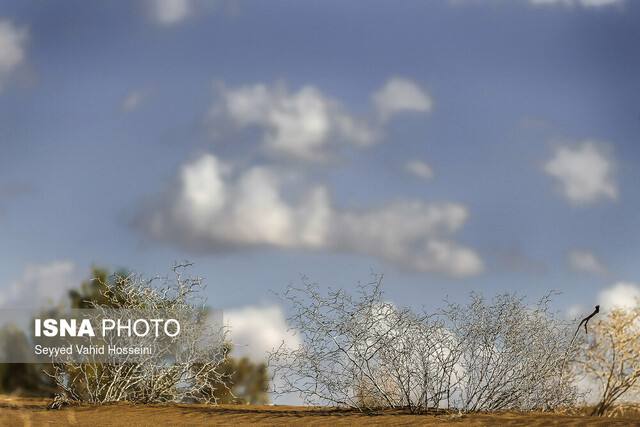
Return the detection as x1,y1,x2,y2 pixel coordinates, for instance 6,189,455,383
269,276,581,413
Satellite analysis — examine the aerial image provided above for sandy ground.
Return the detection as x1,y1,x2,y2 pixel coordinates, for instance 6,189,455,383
1,396,639,426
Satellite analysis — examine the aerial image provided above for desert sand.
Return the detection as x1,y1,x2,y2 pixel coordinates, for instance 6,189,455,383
1,396,639,426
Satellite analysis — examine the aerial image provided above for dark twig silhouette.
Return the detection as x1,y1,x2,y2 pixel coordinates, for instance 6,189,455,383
556,305,601,388
578,305,600,334
562,305,601,377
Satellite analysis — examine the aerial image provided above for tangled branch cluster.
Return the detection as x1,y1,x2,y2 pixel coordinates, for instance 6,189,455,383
48,263,228,407
269,276,581,413
574,303,640,416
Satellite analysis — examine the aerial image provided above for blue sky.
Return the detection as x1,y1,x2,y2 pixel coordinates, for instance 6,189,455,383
1,0,639,359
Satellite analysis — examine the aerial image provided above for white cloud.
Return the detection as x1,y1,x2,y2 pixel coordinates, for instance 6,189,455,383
134,153,483,277
597,282,640,312
0,260,77,308
530,0,622,7
121,88,153,112
209,81,381,162
225,304,299,362
451,0,622,8
0,20,28,91
208,78,432,163
578,0,622,6
333,201,483,277
372,77,433,122
543,141,618,205
405,158,435,180
149,0,192,25
225,304,304,405
567,249,611,278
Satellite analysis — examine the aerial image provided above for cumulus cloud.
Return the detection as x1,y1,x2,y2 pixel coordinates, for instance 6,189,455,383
543,141,618,205
148,0,192,25
208,78,431,162
121,88,153,112
567,248,612,278
597,282,640,312
225,304,299,361
569,281,640,321
134,153,483,277
334,201,483,277
208,81,381,162
405,158,435,180
530,0,622,7
372,77,433,122
451,0,622,8
0,20,28,91
0,260,77,308
224,304,303,405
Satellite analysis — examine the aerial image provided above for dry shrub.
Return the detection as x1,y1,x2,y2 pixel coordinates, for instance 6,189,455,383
574,302,640,416
48,263,229,407
269,276,581,413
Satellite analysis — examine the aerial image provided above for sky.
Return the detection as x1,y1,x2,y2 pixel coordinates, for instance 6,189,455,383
1,0,640,363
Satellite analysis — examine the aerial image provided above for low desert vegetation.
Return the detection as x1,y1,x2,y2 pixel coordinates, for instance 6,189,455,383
574,301,640,416
0,263,269,407
267,276,640,417
47,263,229,408
2,265,639,417
269,276,582,413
